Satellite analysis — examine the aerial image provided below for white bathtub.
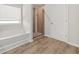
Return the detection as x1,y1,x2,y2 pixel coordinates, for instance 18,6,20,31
0,32,32,53
0,24,33,53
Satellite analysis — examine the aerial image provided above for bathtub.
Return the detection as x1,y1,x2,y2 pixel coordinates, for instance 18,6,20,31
0,24,33,53
0,32,32,53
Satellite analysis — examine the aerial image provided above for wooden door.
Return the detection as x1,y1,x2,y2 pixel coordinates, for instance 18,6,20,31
37,7,44,34
33,6,44,38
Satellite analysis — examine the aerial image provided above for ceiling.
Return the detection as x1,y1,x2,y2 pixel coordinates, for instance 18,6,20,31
33,4,45,8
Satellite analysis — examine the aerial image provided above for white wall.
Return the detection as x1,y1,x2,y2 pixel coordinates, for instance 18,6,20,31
0,5,21,21
45,4,68,41
0,4,22,37
0,4,33,39
68,5,79,45
45,4,79,47
23,4,33,39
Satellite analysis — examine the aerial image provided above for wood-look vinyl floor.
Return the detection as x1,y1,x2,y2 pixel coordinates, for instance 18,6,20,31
4,36,79,54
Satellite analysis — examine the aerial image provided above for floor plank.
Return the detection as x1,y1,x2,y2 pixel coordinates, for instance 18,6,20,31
4,36,79,54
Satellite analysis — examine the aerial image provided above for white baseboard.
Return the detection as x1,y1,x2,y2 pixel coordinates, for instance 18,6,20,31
45,35,79,48
0,39,33,54
45,35,68,42
67,42,79,48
